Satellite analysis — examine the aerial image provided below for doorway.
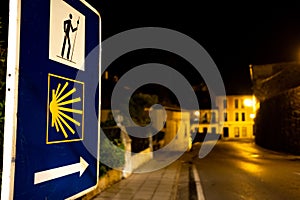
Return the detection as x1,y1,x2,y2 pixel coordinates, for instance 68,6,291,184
223,127,229,137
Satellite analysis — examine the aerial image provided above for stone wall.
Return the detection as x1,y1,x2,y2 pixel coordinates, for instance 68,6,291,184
252,62,300,101
255,86,300,154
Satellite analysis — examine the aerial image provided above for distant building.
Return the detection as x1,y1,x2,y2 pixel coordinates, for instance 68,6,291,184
190,109,219,135
163,110,191,151
216,95,257,139
191,94,258,140
101,108,192,152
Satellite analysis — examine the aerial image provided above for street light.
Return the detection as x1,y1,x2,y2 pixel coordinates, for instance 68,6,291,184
194,110,200,117
243,98,253,107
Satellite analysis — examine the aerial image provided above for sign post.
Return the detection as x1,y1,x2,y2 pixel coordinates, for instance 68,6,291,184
1,0,101,199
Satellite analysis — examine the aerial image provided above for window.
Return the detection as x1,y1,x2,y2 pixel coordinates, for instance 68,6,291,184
234,127,240,137
235,112,239,121
241,112,245,121
211,112,216,123
223,99,227,109
234,99,239,109
241,99,245,108
224,112,228,122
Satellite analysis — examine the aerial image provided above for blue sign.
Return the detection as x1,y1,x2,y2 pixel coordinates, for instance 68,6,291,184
1,0,101,199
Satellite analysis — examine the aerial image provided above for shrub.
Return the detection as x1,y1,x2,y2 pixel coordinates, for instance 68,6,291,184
99,127,125,177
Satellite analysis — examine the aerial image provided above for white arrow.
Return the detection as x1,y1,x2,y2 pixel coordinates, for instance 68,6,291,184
34,157,89,185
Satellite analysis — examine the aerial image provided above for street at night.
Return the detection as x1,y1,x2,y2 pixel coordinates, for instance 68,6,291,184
187,140,300,200
3,1,300,199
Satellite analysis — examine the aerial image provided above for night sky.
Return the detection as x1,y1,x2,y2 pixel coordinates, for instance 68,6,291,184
87,2,300,94
2,2,300,95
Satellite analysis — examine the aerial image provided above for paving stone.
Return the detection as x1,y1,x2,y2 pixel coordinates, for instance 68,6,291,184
91,159,182,200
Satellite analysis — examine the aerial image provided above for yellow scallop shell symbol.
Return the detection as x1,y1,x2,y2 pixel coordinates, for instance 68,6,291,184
49,82,82,138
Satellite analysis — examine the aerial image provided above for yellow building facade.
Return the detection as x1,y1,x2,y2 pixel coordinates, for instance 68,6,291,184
190,109,219,134
216,95,257,139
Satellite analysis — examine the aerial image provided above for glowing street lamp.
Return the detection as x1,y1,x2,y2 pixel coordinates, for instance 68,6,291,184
194,110,200,117
243,99,253,107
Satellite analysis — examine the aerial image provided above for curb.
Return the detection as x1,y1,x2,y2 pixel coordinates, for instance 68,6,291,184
170,160,182,200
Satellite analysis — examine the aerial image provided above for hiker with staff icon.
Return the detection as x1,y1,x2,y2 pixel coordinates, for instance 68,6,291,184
61,13,80,61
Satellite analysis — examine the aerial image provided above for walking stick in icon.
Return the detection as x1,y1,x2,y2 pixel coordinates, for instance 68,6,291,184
70,17,80,61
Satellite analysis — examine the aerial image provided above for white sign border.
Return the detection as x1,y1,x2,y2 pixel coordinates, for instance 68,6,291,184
0,0,101,199
1,0,21,199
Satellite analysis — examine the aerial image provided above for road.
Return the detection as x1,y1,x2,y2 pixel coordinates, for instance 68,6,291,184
184,139,300,200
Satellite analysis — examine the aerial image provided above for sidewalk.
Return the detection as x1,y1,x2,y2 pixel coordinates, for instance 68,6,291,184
92,157,182,200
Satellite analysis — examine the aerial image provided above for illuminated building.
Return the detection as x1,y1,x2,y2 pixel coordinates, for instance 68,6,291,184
216,95,257,139
190,94,258,139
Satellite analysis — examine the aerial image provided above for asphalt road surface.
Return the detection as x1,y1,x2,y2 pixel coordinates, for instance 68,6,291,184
189,139,300,200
